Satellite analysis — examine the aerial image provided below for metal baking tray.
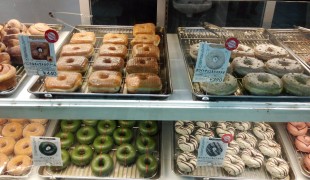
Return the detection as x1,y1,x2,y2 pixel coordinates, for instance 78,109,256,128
28,25,172,99
177,27,310,101
38,120,161,179
171,122,296,180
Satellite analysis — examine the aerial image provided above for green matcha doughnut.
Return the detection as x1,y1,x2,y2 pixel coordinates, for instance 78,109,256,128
51,149,71,171
76,126,97,145
97,120,117,135
116,144,136,166
93,135,114,153
136,136,156,154
71,144,93,166
138,121,158,136
91,154,114,176
60,120,81,132
113,128,133,145
82,120,98,127
118,120,136,128
137,154,158,177
55,131,74,149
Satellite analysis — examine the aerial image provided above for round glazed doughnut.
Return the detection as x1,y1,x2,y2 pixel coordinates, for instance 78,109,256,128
287,122,308,136
254,44,288,61
2,122,23,140
51,149,70,171
82,120,98,127
295,135,310,153
8,119,29,125
222,154,245,176
175,121,195,135
231,56,265,76
91,154,114,176
303,154,310,171
177,135,198,152
0,118,7,125
0,137,15,155
137,154,158,177
0,64,17,91
194,128,214,143
265,157,289,179
216,122,235,138
226,140,240,155
29,119,48,125
0,52,11,64
60,120,81,132
116,143,137,166
97,120,116,135
233,122,251,131
196,121,212,129
92,135,114,154
0,153,8,169
27,23,50,35
14,138,32,156
138,121,158,136
22,122,45,137
266,58,304,77
55,131,74,149
136,135,156,154
241,147,264,168
282,73,310,96
113,128,133,145
76,126,97,145
71,144,93,166
118,120,136,128
253,122,275,140
200,74,238,95
176,152,197,173
6,155,32,176
258,139,281,157
231,44,255,59
236,132,257,149
242,73,283,95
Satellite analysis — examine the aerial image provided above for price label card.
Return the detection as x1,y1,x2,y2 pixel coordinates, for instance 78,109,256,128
31,136,62,166
19,35,57,76
193,42,231,83
197,137,228,166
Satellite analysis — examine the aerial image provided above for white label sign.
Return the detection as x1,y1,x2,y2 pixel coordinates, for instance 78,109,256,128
193,42,230,83
197,137,228,166
31,136,62,166
19,35,57,76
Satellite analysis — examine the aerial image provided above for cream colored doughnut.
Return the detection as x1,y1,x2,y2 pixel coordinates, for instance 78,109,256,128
189,42,206,60
196,121,213,129
231,44,255,59
216,122,235,138
29,119,48,125
0,153,9,171
242,73,283,95
195,128,214,143
8,119,29,126
222,154,245,176
2,122,23,140
236,132,257,149
231,56,265,76
0,119,7,125
22,123,45,137
178,135,198,152
258,139,281,157
6,155,32,176
200,74,238,95
175,121,195,135
265,58,303,77
233,122,251,131
265,157,289,179
253,122,275,140
226,140,240,155
241,147,264,168
282,73,310,96
176,152,197,173
0,137,16,155
14,138,32,157
254,44,288,61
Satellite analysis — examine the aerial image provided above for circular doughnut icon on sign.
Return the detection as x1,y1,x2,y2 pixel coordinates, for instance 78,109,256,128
205,50,225,69
39,142,58,156
206,142,223,156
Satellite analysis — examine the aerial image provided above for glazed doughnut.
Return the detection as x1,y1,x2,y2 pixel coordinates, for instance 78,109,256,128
115,143,136,166
92,56,124,72
242,73,283,95
226,140,240,155
175,121,195,135
0,64,17,91
200,74,238,95
57,56,89,73
177,135,198,152
222,154,245,176
254,44,288,61
7,155,32,176
303,154,310,171
236,132,257,149
130,34,160,46
27,23,50,35
176,152,197,173
136,154,158,177
0,153,8,169
6,46,23,65
0,52,11,64
287,122,308,136
138,121,158,136
0,137,15,155
189,42,202,60
133,23,156,36
266,58,303,77
196,121,213,129
29,119,48,125
241,147,264,168
14,138,32,156
8,119,29,125
22,122,45,137
233,122,251,131
195,128,214,143
125,73,162,94
0,43,6,52
60,44,94,58
282,73,310,96
306,122,310,127
126,57,159,74
99,44,127,59
44,72,82,92
231,56,265,76
30,42,50,60
2,122,23,140
258,139,281,157
295,135,310,153
231,44,255,59
132,44,160,60
70,32,96,45
103,33,128,46
216,122,235,138
88,70,122,93
265,157,289,179
253,122,275,140
0,119,7,125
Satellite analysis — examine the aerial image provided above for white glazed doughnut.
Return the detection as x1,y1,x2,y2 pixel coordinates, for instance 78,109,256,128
216,122,235,138
175,121,195,135
254,44,288,61
178,135,198,152
189,42,207,60
231,44,255,59
231,56,265,76
226,140,240,155
265,157,289,179
222,154,245,176
241,147,264,168
200,74,238,95
233,122,251,131
253,122,275,140
258,139,281,157
194,128,214,143
282,73,310,96
242,73,283,95
236,132,257,149
176,152,197,173
265,58,303,77
196,121,213,129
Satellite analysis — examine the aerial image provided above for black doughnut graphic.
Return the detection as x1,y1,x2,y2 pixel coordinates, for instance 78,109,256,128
39,142,58,156
205,50,226,69
206,142,223,156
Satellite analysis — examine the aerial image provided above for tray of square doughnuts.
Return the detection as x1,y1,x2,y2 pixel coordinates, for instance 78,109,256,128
28,24,172,99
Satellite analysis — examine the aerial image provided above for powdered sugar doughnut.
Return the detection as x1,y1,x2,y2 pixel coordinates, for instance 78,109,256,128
254,44,288,61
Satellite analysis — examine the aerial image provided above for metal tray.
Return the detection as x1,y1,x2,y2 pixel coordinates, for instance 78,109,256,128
28,25,172,99
38,120,161,179
171,122,296,180
177,27,310,102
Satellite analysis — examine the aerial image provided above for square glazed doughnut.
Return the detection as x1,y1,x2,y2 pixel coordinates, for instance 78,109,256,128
126,57,159,74
93,56,125,72
57,56,89,73
69,32,96,45
88,70,122,93
130,34,161,46
125,73,162,94
99,44,127,59
103,33,128,46
44,72,82,92
60,44,94,58
133,23,156,36
132,44,160,60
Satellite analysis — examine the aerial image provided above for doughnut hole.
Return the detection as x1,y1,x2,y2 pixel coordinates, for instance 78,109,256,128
144,158,151,165
98,158,105,167
29,127,36,132
139,60,146,64
121,148,129,155
118,131,126,137
142,139,148,146
10,128,16,133
73,47,80,50
257,74,269,83
66,58,75,64
57,75,67,81
143,47,150,52
23,144,30,149
279,60,290,67
82,130,89,136
103,59,111,64
99,73,109,79
78,149,86,155
108,47,116,51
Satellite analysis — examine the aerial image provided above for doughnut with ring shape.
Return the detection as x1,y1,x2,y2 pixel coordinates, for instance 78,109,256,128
231,44,255,59
6,155,32,176
60,120,81,133
242,73,283,95
138,121,158,136
265,157,289,179
241,147,264,168
51,149,70,171
91,154,114,176
231,56,265,76
295,135,310,153
118,120,136,128
14,138,32,156
116,143,137,166
253,122,275,140
137,154,158,177
175,121,195,135
0,137,15,155
233,122,251,131
287,122,308,136
176,152,197,173
92,135,114,153
97,120,116,135
136,135,156,154
216,122,235,138
236,132,257,149
82,120,98,127
258,139,281,157
23,122,46,137
2,122,23,140
76,126,97,145
113,128,133,145
254,44,288,61
200,74,238,95
177,135,198,152
55,131,74,149
226,140,240,155
265,58,303,77
70,144,93,166
222,154,245,176
195,128,214,143
282,73,310,96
